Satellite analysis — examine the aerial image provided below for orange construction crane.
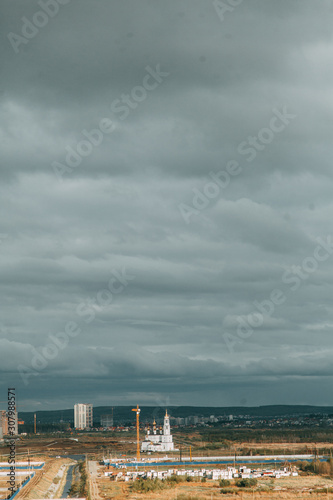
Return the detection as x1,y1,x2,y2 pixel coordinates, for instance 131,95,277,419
131,405,141,462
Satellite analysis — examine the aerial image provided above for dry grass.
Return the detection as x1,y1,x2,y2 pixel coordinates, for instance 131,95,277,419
94,475,333,500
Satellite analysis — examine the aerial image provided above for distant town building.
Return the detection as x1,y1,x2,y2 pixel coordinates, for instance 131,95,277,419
74,403,93,429
100,414,113,428
0,410,18,436
141,410,176,452
172,417,185,426
0,411,6,437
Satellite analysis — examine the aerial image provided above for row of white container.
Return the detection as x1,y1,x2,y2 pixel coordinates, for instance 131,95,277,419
105,466,298,481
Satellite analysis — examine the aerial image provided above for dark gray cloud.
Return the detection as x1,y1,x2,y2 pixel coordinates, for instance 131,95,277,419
1,0,333,411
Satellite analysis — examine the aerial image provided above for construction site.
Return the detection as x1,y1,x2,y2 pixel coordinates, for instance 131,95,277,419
1,405,333,499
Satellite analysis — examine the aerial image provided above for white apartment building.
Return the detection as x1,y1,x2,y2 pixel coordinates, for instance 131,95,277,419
74,403,93,429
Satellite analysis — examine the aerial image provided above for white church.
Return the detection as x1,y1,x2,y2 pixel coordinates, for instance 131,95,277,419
141,410,177,452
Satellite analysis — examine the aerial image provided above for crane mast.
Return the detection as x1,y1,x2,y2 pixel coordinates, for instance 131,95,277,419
131,405,141,462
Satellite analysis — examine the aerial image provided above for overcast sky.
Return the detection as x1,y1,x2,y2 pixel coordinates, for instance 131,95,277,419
1,0,333,412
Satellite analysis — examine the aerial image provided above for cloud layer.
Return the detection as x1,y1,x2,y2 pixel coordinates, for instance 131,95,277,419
1,0,333,410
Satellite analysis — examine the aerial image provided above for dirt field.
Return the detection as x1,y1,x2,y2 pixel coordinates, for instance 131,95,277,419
91,461,333,500
94,476,333,500
1,434,138,461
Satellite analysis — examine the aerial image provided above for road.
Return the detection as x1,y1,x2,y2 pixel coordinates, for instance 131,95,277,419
88,460,101,500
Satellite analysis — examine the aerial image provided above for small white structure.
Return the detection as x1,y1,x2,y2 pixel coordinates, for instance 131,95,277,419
141,411,176,452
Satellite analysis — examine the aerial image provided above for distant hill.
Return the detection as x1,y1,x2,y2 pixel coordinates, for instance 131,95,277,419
17,405,333,425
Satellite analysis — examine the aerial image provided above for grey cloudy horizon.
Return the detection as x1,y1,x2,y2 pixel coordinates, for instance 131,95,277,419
1,0,333,411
